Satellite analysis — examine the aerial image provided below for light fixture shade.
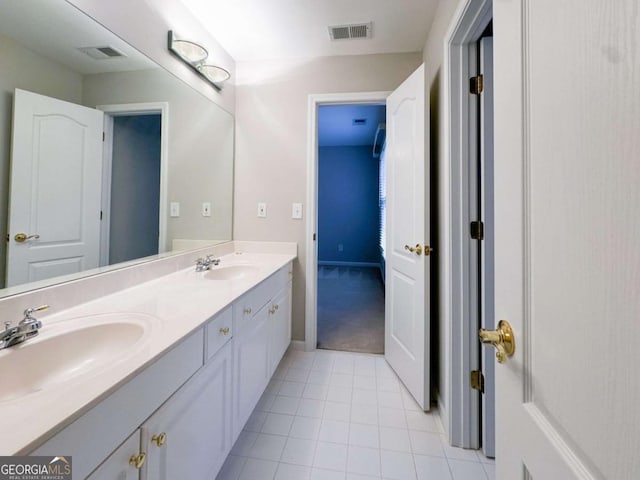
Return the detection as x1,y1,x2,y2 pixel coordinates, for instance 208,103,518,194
168,31,207,64
197,64,231,84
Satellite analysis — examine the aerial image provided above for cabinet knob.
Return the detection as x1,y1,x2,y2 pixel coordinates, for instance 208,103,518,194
151,432,167,447
243,307,252,314
129,452,146,469
219,327,230,336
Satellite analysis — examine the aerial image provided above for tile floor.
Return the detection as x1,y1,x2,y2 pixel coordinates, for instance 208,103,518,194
216,348,495,480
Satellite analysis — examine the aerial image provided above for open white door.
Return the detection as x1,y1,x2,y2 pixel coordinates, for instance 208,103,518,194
384,64,430,410
6,89,103,287
493,1,640,478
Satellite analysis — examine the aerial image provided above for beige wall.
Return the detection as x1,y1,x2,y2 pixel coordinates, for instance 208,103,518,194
67,0,236,114
421,0,467,435
0,34,84,288
82,69,234,247
233,52,422,341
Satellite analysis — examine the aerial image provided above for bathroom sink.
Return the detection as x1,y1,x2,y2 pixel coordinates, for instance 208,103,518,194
0,313,153,402
203,264,259,281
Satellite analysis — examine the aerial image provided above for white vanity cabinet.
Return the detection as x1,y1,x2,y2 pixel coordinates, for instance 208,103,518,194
141,341,232,480
232,263,292,439
232,300,272,438
28,260,293,480
86,430,143,480
268,285,292,375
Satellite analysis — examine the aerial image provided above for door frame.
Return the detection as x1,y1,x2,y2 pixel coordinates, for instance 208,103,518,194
97,102,169,265
442,0,492,449
304,91,389,351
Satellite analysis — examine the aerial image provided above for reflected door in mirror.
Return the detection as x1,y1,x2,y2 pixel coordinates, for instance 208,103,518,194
6,89,103,287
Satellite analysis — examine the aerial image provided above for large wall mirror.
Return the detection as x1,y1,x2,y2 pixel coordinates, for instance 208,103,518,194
0,0,234,296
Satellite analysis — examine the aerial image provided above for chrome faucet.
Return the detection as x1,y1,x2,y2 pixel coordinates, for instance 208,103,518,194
0,305,49,350
195,255,220,272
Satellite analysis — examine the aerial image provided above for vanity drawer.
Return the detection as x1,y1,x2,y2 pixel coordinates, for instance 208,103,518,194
206,306,233,361
233,265,291,334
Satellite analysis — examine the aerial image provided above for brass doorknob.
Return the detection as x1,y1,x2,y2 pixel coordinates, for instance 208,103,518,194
14,233,40,243
404,244,423,256
219,327,230,335
479,320,515,363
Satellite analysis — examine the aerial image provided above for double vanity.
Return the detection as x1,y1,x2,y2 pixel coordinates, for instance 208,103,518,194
0,241,296,479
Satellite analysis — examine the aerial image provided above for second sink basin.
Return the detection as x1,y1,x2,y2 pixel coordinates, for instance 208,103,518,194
0,313,154,402
203,264,259,281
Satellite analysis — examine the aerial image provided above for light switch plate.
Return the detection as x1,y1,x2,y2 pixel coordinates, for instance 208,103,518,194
292,203,303,219
202,202,211,217
170,202,180,217
257,202,267,218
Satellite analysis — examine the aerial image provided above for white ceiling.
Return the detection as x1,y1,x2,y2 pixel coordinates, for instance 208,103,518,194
179,0,440,62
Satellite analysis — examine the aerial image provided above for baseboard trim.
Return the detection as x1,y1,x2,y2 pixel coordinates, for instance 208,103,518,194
289,340,305,351
318,261,381,268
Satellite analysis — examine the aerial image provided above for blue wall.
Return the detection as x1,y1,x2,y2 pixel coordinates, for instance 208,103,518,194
318,146,380,264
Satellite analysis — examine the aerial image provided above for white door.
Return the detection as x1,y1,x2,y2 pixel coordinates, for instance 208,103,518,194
384,64,430,409
6,89,103,287
494,1,640,478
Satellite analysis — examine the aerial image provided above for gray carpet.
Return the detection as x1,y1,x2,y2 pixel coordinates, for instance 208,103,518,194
317,265,385,354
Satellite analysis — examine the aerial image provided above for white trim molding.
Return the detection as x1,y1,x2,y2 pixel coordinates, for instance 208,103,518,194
97,102,170,261
442,0,492,449
305,91,390,352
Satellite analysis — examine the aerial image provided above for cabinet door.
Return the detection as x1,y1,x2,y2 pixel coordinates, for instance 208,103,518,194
87,430,142,480
142,342,232,480
232,304,271,438
268,284,292,375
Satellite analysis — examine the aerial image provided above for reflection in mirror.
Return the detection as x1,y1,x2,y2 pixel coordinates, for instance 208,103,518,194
0,0,234,295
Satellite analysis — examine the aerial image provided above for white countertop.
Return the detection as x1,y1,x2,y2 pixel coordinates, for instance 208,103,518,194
0,247,296,455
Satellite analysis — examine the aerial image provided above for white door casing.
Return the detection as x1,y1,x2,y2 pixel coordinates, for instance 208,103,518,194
494,0,640,478
6,89,103,286
304,91,391,352
479,36,496,459
384,63,430,410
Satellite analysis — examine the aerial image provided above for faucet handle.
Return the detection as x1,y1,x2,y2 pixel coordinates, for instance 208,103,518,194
4,322,10,331
23,305,49,321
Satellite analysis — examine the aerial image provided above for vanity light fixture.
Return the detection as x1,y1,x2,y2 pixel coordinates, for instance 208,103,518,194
167,30,230,90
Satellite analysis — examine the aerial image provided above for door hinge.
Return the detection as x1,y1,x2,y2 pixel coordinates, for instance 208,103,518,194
313,233,317,241
102,131,105,141
470,370,484,393
5,234,9,242
100,210,103,220
470,75,484,95
470,221,484,240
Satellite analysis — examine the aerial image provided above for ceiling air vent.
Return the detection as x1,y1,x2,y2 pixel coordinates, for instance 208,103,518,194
328,22,372,41
78,46,127,60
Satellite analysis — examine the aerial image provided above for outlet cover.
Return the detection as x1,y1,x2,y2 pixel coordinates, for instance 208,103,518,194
170,202,180,217
292,203,303,219
257,202,267,218
202,202,211,217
